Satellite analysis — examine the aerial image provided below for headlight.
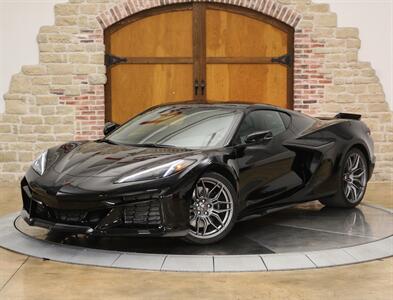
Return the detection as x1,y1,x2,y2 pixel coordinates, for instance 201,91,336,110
115,159,195,184
32,151,48,175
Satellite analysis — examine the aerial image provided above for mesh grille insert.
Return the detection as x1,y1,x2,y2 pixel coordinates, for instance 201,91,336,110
124,201,161,225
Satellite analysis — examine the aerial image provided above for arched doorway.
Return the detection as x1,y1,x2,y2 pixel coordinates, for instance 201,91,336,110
104,3,294,124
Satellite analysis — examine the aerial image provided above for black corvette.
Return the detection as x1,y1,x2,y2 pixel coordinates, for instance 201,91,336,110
21,103,375,244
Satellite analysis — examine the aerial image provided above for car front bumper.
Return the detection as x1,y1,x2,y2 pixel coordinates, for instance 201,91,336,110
20,177,190,237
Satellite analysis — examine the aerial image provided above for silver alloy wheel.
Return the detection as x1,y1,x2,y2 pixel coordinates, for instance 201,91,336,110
343,152,367,203
189,177,234,239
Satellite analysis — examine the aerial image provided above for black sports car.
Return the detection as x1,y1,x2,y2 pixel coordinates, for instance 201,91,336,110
21,103,375,244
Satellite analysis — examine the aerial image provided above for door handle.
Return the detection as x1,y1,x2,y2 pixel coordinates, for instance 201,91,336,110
263,132,273,141
200,80,205,96
194,80,199,96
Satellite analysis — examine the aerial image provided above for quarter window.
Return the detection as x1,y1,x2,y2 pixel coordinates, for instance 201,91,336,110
280,112,291,128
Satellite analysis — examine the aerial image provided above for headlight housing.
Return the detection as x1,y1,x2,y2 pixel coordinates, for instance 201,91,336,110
32,151,48,176
115,159,195,184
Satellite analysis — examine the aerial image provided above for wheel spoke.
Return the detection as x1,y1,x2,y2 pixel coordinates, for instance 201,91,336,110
207,182,220,197
195,216,201,235
207,217,219,230
211,186,224,202
345,183,351,198
346,156,354,171
348,187,354,202
212,200,230,206
350,184,358,201
210,212,224,227
200,180,208,197
202,217,209,235
352,169,365,178
195,186,202,199
213,208,232,213
351,155,360,172
352,179,363,186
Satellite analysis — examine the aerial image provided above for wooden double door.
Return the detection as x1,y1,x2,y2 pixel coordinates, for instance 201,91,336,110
105,3,294,124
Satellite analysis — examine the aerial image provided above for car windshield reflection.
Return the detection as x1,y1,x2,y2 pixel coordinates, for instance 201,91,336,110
106,106,243,149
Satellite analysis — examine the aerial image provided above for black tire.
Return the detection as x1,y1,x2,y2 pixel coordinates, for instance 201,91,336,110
320,148,368,208
184,172,238,245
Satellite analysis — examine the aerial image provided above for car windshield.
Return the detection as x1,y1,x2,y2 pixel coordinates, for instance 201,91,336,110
106,105,243,149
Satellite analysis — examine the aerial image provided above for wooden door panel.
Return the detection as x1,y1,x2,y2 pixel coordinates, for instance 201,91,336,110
110,10,193,57
206,9,288,58
206,64,288,107
110,64,193,124
105,4,293,123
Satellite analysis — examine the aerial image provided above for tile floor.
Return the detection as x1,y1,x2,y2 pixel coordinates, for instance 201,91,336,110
0,182,392,300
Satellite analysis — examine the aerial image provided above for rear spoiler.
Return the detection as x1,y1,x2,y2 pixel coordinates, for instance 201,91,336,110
335,113,361,120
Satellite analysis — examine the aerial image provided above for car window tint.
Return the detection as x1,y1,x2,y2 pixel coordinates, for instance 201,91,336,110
237,110,286,143
280,112,291,128
163,113,237,148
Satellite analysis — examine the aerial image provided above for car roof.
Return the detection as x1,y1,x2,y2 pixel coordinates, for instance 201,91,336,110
152,101,284,111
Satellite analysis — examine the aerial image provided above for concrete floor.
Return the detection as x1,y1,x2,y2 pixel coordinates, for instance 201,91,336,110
0,182,392,300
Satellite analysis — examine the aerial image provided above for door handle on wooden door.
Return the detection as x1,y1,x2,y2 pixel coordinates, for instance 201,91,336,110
194,80,199,96
194,80,206,96
200,80,205,96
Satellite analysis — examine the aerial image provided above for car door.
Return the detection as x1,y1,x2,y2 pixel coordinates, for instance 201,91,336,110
234,110,301,210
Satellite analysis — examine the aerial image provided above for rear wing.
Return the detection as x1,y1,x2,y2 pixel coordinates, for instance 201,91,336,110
335,113,361,120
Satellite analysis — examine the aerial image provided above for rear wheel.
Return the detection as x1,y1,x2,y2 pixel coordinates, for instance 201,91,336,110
320,148,368,208
184,172,238,244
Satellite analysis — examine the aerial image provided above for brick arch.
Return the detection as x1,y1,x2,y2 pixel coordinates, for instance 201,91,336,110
96,0,302,30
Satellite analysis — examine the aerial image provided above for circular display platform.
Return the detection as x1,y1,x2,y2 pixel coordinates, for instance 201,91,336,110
0,202,392,272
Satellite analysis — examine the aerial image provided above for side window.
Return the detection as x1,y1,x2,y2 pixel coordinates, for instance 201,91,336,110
236,110,287,143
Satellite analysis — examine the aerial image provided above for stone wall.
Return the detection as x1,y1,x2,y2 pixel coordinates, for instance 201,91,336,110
0,0,391,182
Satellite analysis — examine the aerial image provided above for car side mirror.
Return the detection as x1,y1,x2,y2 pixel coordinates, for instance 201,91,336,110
103,122,119,136
245,130,273,144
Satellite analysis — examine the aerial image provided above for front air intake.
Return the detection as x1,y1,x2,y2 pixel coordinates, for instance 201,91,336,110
123,201,162,226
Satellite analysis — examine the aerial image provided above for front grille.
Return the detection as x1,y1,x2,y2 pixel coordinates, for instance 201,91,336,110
49,208,110,225
51,209,89,224
124,201,161,225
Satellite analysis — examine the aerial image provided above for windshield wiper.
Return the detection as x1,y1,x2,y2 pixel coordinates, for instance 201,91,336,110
136,143,177,148
135,143,193,150
101,141,191,150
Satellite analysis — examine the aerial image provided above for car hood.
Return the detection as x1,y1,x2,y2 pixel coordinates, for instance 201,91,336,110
51,141,197,178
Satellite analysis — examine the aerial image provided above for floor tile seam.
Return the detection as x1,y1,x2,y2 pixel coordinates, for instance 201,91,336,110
0,256,28,293
159,255,168,271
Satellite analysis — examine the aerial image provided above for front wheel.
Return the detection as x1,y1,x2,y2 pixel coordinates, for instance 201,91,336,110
184,172,238,245
320,148,368,208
